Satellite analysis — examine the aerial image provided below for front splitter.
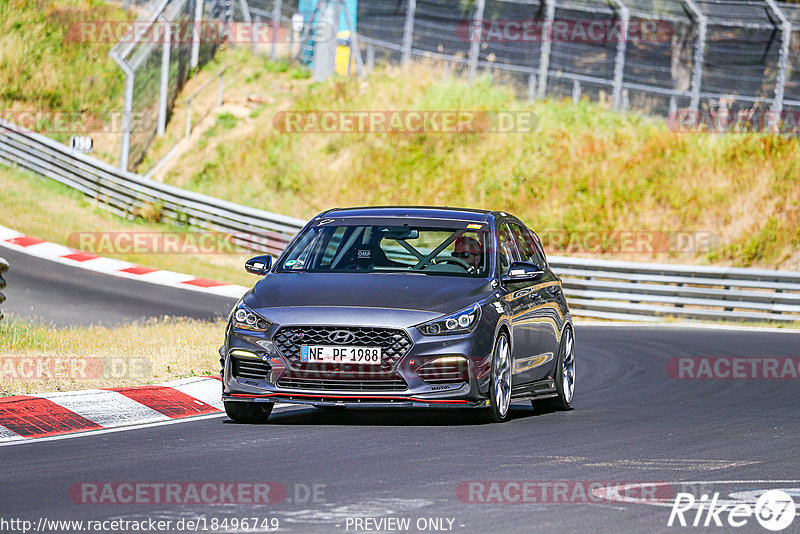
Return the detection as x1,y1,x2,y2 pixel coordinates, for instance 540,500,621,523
224,392,488,408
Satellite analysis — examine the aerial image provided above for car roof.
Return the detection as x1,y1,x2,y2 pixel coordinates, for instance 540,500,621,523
319,206,497,223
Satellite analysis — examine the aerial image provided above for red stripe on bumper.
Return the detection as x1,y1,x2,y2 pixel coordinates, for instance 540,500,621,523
0,396,102,438
107,386,219,418
229,393,469,404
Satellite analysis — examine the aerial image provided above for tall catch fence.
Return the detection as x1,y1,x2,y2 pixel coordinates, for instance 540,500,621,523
110,0,249,171
346,0,800,118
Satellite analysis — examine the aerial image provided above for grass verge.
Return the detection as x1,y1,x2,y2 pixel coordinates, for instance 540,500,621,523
0,314,225,396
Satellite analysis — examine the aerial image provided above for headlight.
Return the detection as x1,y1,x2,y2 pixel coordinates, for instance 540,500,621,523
416,304,481,336
232,304,271,332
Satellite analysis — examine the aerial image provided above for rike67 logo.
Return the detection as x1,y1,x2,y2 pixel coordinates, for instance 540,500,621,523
669,489,796,531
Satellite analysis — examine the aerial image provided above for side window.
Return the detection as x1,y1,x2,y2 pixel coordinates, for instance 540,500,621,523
509,223,546,267
527,228,548,267
497,223,520,275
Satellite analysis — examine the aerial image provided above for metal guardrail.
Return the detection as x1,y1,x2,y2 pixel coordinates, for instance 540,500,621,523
0,119,306,256
0,257,7,323
2,119,799,323
548,256,800,323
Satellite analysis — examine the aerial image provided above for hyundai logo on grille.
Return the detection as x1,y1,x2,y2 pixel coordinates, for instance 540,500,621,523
328,330,356,344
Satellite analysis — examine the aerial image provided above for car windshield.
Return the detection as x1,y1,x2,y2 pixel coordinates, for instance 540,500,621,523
277,222,491,277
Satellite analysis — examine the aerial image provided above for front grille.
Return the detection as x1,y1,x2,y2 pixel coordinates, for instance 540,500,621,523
417,358,469,385
231,357,271,381
278,369,408,391
272,326,413,371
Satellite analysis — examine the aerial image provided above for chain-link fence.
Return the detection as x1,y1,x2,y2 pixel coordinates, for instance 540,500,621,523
253,0,800,121
354,0,800,118
110,0,800,170
110,0,248,171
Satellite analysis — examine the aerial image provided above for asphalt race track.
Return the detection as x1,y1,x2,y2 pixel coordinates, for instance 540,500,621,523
2,330,800,531
2,249,800,533
0,246,235,326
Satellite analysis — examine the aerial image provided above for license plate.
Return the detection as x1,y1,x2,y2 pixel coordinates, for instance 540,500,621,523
300,345,382,365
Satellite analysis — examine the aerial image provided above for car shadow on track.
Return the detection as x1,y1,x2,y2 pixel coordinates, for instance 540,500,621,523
224,403,563,426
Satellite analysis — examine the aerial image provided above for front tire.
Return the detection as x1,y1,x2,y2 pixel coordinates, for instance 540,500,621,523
536,326,575,412
482,333,512,423
224,401,273,422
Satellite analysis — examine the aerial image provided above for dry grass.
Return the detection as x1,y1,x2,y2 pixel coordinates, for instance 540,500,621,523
0,314,226,396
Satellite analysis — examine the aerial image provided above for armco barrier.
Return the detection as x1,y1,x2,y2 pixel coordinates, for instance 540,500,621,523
1,120,799,323
549,256,800,323
0,119,306,256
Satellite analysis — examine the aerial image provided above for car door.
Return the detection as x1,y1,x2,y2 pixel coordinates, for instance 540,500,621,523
497,221,542,388
507,222,559,384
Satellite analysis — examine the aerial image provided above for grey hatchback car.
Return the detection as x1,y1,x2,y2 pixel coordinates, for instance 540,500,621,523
220,206,575,423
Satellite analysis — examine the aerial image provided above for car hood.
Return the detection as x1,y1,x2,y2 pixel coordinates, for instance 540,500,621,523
243,272,494,316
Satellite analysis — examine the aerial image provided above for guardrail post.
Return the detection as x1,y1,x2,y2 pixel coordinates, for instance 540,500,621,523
609,0,629,111
0,257,7,323
157,14,172,137
367,42,375,72
536,0,555,99
271,0,282,60
190,0,204,71
682,0,706,114
218,70,225,107
527,71,536,102
468,0,486,81
110,51,135,171
572,80,581,104
766,0,791,115
401,0,417,64
185,100,193,139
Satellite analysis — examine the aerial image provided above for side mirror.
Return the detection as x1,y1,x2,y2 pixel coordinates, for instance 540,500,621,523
245,255,272,275
502,261,544,283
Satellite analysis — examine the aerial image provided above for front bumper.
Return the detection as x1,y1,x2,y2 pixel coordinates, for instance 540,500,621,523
221,322,495,408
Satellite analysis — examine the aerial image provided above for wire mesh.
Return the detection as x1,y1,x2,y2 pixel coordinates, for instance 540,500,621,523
343,0,800,121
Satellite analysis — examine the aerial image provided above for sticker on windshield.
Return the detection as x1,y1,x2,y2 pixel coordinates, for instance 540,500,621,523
284,259,297,267
467,223,483,229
